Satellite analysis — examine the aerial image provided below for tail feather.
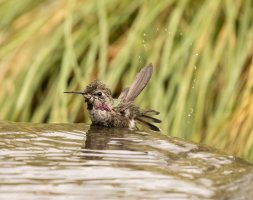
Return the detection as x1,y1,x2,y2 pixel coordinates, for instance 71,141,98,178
136,118,160,132
138,115,161,123
142,110,160,116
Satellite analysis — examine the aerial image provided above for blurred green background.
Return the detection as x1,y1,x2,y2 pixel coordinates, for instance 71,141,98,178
0,0,252,161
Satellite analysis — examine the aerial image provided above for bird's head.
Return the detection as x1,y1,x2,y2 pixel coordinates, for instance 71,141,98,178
64,80,113,110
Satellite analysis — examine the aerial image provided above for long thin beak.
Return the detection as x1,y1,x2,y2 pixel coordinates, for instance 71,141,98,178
64,91,85,95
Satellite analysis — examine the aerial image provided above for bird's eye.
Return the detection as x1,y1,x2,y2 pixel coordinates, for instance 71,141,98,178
97,92,102,96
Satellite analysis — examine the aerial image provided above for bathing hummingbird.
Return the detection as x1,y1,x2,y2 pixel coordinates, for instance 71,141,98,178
64,63,161,131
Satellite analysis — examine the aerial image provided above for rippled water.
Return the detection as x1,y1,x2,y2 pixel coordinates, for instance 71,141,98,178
0,122,252,199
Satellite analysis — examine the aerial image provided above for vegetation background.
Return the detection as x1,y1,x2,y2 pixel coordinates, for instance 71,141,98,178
0,0,252,161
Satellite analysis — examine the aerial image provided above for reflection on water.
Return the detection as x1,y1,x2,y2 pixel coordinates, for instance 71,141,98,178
0,122,252,199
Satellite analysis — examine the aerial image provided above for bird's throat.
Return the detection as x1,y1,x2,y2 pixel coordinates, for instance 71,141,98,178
87,103,93,110
96,103,111,111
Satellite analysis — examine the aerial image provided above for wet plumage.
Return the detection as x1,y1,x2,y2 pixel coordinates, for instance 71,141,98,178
64,63,161,131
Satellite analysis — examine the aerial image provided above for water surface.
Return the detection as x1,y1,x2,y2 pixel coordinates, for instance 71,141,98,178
0,122,252,199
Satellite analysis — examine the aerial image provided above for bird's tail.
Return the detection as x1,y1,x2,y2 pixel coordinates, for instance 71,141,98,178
135,110,161,131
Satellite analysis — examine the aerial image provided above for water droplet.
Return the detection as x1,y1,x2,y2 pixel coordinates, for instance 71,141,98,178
143,44,147,51
195,53,199,56
188,108,194,117
143,33,146,36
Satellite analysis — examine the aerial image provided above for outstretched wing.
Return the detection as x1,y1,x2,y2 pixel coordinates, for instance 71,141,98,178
118,87,129,100
120,63,153,103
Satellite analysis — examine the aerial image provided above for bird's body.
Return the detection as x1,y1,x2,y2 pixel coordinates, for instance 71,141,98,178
65,64,161,131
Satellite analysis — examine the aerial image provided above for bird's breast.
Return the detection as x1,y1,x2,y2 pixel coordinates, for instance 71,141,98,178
89,108,111,125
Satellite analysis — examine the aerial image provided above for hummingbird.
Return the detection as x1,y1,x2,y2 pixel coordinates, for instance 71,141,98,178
64,63,161,131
